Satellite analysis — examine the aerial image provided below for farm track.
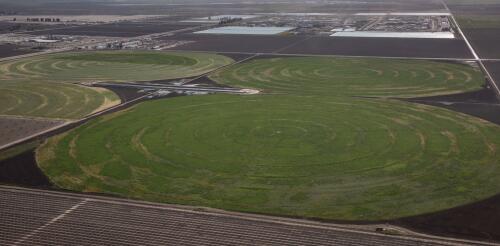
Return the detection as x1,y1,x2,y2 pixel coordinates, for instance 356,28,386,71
0,185,496,246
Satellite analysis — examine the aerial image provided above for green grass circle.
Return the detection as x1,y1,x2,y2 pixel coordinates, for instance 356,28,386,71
0,51,233,119
38,94,500,220
209,57,484,97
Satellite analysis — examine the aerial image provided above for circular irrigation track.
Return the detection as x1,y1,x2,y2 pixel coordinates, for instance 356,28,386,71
210,57,484,97
0,51,233,118
38,94,500,221
0,51,233,83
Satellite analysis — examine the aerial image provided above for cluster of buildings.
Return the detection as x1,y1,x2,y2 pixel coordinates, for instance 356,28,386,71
219,13,455,36
24,17,61,22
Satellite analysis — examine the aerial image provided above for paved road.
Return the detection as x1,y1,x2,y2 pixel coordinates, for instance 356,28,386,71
0,186,496,246
97,82,256,94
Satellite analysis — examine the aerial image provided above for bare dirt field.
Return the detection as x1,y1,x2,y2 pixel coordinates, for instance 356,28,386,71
0,116,65,148
95,86,145,103
0,44,36,58
484,61,500,91
462,28,500,59
395,193,500,242
29,22,200,37
0,149,50,187
163,34,308,53
447,2,500,15
165,34,473,58
280,37,473,58
0,21,55,34
407,88,500,124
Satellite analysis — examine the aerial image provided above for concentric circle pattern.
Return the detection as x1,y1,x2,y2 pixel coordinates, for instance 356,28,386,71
38,94,500,220
0,81,117,119
0,51,233,83
210,57,484,97
0,51,233,118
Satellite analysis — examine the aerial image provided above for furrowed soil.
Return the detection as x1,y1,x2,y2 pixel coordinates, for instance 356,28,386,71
0,116,65,147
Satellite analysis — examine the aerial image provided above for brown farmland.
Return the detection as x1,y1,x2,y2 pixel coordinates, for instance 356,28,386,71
0,116,64,147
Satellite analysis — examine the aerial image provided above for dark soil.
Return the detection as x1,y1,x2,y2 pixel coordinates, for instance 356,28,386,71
165,34,473,58
462,28,500,59
216,52,255,62
410,87,498,104
0,44,37,58
29,22,200,37
447,2,500,15
0,149,51,187
413,100,500,124
162,34,309,54
406,88,500,124
485,61,500,93
95,85,145,103
280,36,474,58
0,21,52,34
183,76,226,87
393,194,500,242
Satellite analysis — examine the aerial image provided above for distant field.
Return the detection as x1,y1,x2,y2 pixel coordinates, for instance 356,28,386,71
210,57,484,97
0,81,118,119
38,57,500,221
456,15,500,29
0,51,233,119
0,51,233,83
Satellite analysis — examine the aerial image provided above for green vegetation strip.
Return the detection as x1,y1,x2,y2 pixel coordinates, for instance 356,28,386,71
38,56,500,221
0,51,233,119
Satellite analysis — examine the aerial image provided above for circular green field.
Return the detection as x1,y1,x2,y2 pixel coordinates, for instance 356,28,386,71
0,51,233,83
209,57,484,97
0,81,118,119
0,51,233,119
38,94,500,220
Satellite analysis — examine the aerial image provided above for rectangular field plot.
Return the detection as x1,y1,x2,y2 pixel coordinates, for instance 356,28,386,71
0,116,64,148
29,22,200,37
330,31,455,39
463,28,500,59
279,36,473,58
485,61,500,92
0,44,36,58
0,188,464,246
162,34,308,53
195,26,295,35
